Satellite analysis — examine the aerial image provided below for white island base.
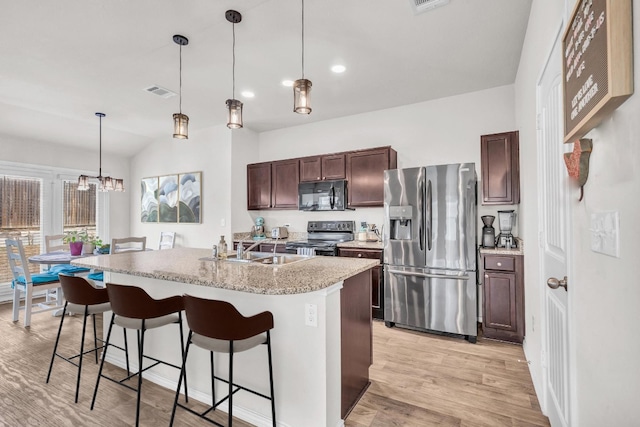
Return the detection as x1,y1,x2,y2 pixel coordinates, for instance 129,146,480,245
100,271,360,427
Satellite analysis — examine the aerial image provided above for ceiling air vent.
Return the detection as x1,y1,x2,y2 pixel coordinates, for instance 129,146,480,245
411,0,450,14
143,85,177,99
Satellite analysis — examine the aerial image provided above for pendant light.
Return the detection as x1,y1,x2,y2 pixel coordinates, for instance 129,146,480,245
226,10,243,129
173,34,189,139
294,0,312,114
78,112,125,192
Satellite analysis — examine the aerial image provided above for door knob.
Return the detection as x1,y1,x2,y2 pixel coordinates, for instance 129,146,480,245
547,276,568,291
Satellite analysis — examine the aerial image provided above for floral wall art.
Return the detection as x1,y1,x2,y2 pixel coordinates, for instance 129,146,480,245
141,172,201,224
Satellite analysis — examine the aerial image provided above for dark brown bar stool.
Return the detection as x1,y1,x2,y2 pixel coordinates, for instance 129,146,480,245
170,295,276,427
91,283,188,427
46,274,130,403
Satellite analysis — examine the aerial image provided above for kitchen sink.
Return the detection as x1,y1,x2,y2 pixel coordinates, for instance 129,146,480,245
226,252,312,266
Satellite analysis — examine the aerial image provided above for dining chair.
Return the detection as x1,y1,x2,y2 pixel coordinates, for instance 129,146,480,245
5,238,63,327
159,231,176,250
45,234,68,252
111,237,147,253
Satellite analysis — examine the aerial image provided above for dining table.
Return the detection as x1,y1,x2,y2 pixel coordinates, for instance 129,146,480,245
28,251,89,265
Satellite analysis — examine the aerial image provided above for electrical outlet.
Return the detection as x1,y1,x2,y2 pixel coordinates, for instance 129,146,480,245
305,303,318,327
220,218,226,227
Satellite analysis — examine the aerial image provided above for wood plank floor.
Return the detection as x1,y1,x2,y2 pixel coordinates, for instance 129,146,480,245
0,302,548,426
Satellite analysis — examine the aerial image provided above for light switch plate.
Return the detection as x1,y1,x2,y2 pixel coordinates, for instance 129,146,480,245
590,211,619,257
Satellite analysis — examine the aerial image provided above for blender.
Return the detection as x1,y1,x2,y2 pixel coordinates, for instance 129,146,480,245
496,210,517,249
481,215,496,248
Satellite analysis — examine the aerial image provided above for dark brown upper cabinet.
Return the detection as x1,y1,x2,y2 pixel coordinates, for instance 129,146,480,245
481,131,520,205
247,146,396,210
347,147,397,207
247,162,272,210
300,154,346,182
271,159,300,209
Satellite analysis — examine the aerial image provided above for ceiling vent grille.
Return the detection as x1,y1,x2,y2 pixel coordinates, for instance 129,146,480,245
411,0,450,14
143,85,177,99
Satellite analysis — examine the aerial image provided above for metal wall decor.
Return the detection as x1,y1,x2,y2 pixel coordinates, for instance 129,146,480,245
173,34,190,139
226,10,243,129
78,112,124,192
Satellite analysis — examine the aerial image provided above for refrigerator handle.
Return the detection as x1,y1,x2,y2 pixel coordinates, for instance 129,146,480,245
418,180,424,251
388,269,470,281
426,179,432,251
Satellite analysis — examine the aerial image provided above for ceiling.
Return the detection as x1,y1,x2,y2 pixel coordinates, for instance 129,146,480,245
0,0,532,157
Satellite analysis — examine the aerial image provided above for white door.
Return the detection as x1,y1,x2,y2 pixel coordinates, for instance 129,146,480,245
537,27,572,427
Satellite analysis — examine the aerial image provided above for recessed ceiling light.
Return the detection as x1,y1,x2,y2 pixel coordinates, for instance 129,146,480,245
282,80,294,87
331,65,346,74
241,91,255,98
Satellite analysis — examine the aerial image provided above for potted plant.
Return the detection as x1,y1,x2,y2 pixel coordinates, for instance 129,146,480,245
63,230,87,256
84,234,103,255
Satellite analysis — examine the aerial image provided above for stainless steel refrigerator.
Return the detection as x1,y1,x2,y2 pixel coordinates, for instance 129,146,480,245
383,163,478,342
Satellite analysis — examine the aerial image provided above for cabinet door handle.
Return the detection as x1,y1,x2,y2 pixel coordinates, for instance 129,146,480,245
485,274,489,278
357,253,362,258
322,176,325,180
317,176,321,180
496,262,502,266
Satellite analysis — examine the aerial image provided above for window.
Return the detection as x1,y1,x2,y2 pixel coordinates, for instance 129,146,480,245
0,175,42,282
0,162,107,288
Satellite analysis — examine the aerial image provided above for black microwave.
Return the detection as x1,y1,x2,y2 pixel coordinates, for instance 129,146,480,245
298,180,348,211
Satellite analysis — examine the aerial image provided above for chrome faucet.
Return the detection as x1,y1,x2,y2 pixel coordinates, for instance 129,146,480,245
236,239,261,259
272,237,281,256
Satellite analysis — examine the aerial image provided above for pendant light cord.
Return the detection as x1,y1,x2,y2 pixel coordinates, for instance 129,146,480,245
98,114,102,178
179,44,183,114
232,22,236,99
301,0,305,79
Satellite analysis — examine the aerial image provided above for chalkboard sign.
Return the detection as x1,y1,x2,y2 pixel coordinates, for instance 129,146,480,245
562,0,633,143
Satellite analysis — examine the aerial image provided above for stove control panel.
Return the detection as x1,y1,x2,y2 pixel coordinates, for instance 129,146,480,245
307,220,355,232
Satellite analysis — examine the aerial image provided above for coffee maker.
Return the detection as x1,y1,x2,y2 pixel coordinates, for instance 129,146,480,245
496,210,517,249
481,215,496,248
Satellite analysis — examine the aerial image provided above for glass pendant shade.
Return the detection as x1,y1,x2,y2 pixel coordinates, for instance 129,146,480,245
114,178,125,192
293,79,312,114
173,113,189,139
78,175,90,191
226,99,243,129
99,176,114,192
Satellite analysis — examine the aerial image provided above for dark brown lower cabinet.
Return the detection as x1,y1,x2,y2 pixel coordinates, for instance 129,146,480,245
340,269,372,418
338,248,383,320
482,254,524,343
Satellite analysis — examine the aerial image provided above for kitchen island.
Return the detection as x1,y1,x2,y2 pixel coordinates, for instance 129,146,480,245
73,248,377,427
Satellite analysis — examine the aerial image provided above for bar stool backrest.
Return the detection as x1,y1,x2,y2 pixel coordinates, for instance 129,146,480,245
59,274,109,306
106,283,184,320
183,294,274,341
111,237,147,254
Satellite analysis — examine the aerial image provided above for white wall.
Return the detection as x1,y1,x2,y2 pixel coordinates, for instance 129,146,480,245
0,133,130,241
255,84,517,234
515,0,640,425
129,126,233,249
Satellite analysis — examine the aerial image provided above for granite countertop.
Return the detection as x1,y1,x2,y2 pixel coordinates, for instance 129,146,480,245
479,237,524,256
337,240,383,250
72,248,378,296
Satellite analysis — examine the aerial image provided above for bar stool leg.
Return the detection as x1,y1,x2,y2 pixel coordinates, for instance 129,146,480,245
169,331,193,427
135,321,146,427
228,341,234,426
123,328,130,375
74,306,90,403
267,331,276,427
91,314,115,410
210,351,215,406
92,313,99,363
177,312,188,402
46,302,68,383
